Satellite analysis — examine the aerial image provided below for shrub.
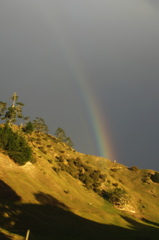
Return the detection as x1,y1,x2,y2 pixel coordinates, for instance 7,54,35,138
141,173,150,183
0,124,32,165
101,188,128,206
60,164,67,171
90,170,100,181
129,166,139,173
85,182,93,189
60,150,65,153
53,167,60,173
151,172,159,183
67,164,76,174
67,158,74,163
36,139,41,145
101,190,109,200
79,174,86,182
70,171,79,179
59,156,64,162
110,168,119,172
47,159,52,164
108,188,127,205
112,183,118,187
74,157,82,167
99,174,106,181
93,187,101,194
28,137,35,142
38,146,47,154
43,137,48,141
64,190,69,194
23,121,34,134
93,182,101,188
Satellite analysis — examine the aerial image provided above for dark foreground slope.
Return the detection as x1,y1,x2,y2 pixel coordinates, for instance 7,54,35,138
0,130,159,240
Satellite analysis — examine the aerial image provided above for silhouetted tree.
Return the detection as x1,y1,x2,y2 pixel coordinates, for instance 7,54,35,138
55,127,66,141
55,127,74,147
65,137,74,147
33,117,49,133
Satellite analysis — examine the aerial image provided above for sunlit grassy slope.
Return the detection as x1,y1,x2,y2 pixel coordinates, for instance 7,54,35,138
0,128,159,240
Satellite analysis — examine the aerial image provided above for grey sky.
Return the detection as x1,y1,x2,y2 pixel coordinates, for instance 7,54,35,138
0,0,159,170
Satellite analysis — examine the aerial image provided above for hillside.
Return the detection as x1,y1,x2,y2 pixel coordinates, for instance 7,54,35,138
0,128,159,240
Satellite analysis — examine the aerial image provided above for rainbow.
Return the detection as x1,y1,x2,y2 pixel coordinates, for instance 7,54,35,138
34,2,115,160
75,78,115,160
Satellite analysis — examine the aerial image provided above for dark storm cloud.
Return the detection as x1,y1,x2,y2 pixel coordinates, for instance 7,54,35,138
147,0,159,8
0,0,159,170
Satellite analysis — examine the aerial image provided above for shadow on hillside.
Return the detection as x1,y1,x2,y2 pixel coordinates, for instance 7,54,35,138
0,180,21,201
141,218,159,227
0,232,12,240
0,180,159,240
0,180,21,240
120,215,159,240
34,191,70,210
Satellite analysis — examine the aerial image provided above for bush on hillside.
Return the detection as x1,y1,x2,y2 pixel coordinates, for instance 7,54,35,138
38,146,47,154
0,124,32,165
151,172,159,183
23,121,34,134
110,168,119,172
54,154,106,193
47,159,52,164
93,187,101,194
141,173,150,183
129,166,139,173
100,174,106,181
102,188,128,206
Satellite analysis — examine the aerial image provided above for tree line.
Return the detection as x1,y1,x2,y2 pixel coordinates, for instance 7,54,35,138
0,92,48,133
0,93,74,165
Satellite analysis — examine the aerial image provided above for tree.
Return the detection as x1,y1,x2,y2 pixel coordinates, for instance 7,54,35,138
33,117,49,133
55,127,74,147
23,121,34,134
1,92,24,125
0,124,32,165
65,137,74,147
55,127,66,141
151,172,159,183
23,116,30,124
11,92,18,107
0,101,6,118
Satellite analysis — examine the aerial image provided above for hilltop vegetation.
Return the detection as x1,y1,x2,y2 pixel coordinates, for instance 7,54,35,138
0,93,159,240
0,93,73,165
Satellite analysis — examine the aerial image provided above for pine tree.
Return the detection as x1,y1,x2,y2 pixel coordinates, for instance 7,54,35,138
23,121,34,134
0,124,32,165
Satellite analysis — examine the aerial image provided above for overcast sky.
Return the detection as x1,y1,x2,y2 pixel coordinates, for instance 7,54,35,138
0,0,159,171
